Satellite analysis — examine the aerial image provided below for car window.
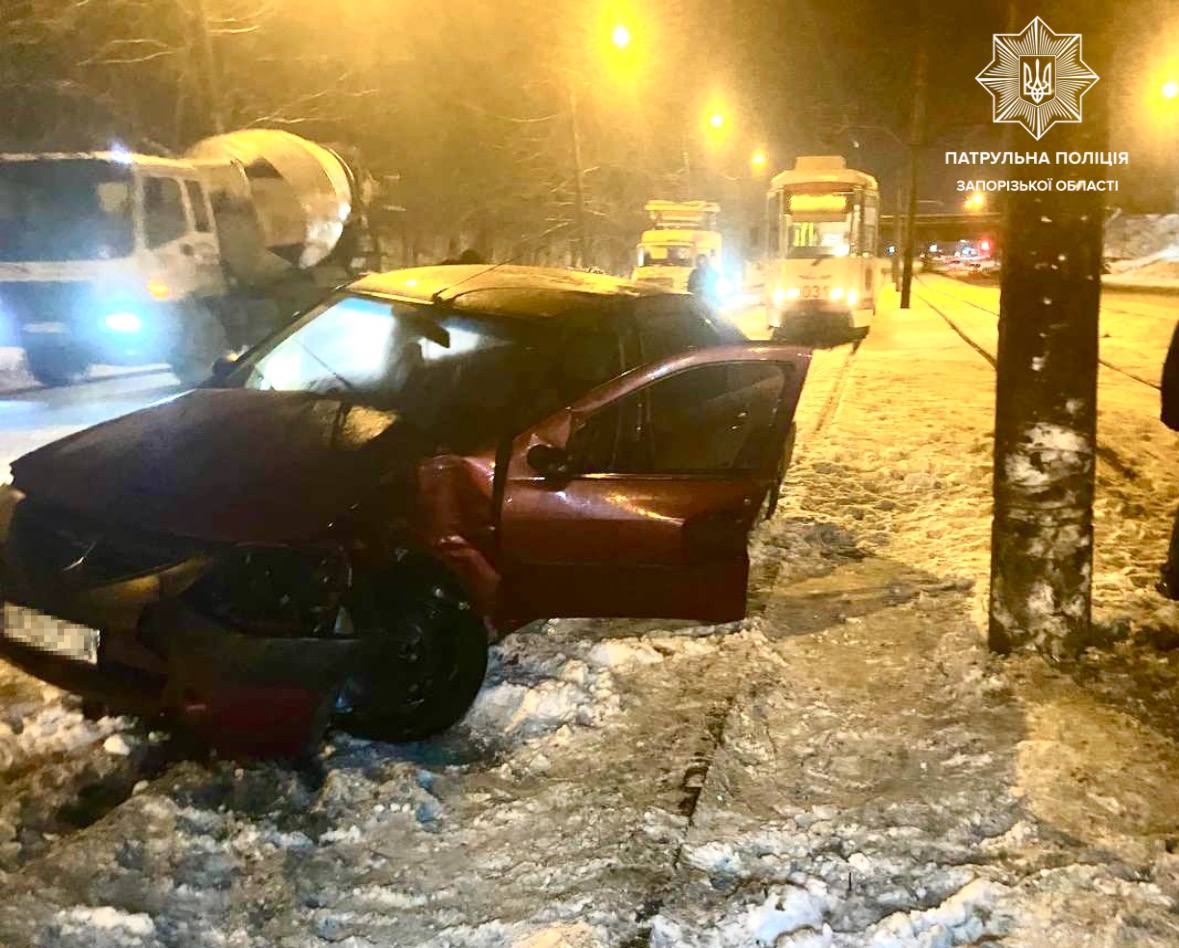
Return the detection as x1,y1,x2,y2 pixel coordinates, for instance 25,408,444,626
633,296,723,364
184,180,211,233
143,177,188,247
237,293,564,449
572,362,789,475
551,325,622,404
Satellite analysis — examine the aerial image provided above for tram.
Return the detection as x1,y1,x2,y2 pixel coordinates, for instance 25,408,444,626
763,156,887,340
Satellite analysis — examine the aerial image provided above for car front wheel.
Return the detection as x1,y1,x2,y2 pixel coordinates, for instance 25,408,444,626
335,560,489,742
168,303,229,387
24,342,90,387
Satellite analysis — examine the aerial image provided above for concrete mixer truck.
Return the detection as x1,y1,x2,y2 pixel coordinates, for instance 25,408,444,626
0,129,373,386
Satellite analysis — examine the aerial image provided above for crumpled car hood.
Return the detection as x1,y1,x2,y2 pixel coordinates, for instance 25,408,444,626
11,388,426,544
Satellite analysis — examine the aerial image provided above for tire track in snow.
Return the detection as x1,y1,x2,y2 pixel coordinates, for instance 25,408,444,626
623,686,744,947
812,337,863,435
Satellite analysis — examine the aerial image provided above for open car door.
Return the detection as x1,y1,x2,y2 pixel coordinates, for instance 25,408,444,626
497,344,810,626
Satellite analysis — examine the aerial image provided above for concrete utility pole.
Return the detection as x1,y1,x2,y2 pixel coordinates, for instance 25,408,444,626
899,40,927,309
988,0,1108,657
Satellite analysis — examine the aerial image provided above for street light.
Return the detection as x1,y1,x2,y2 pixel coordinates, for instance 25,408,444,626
709,112,726,130
964,190,986,212
1163,79,1179,100
611,23,631,49
750,148,767,172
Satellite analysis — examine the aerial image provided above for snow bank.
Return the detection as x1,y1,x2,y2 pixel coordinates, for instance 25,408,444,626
0,347,35,393
1104,212,1179,263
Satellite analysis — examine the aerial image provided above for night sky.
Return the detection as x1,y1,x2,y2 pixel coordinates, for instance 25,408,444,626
0,0,1173,257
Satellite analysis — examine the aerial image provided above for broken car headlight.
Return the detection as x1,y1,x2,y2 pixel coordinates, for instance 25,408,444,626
185,545,353,639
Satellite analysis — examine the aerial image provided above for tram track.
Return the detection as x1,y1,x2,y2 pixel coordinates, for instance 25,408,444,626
914,275,1162,392
913,276,1149,486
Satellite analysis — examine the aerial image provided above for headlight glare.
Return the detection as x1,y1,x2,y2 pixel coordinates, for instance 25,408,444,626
104,311,143,333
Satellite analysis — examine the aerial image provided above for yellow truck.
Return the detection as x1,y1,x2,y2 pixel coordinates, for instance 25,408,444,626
631,200,722,292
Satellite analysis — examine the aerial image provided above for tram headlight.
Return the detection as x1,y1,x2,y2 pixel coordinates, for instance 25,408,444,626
773,286,801,306
847,290,859,306
829,287,845,302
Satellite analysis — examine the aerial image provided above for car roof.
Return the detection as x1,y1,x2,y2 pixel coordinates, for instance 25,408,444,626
349,265,672,320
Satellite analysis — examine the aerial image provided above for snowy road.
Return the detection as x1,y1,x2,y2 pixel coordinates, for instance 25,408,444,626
0,294,1177,946
0,368,182,480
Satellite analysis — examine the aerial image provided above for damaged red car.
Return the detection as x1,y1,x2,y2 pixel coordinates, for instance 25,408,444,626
0,266,810,754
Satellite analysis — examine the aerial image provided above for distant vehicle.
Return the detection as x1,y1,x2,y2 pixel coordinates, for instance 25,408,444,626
762,156,888,341
0,265,809,756
631,200,725,293
0,129,373,386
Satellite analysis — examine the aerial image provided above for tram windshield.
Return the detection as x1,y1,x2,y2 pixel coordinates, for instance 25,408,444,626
785,190,853,259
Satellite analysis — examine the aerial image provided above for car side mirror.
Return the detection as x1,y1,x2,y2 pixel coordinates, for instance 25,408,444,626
210,354,237,382
526,443,574,479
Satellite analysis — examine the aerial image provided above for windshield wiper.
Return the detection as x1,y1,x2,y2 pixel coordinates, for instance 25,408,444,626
295,340,358,394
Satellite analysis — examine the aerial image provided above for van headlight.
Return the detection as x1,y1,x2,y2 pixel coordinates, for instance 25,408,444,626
103,311,143,333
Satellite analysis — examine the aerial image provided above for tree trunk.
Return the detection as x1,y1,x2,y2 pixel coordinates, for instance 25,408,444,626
189,0,225,135
988,0,1108,657
567,88,588,269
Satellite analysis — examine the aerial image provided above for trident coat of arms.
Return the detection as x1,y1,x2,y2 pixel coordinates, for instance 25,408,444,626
977,17,1098,140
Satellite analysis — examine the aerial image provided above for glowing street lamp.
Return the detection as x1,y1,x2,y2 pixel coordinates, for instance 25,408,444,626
611,23,631,49
1163,79,1179,100
750,148,767,171
709,112,726,130
964,190,986,212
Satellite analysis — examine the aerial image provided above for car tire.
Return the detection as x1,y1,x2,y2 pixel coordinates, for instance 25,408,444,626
24,343,90,387
168,303,229,387
336,559,489,742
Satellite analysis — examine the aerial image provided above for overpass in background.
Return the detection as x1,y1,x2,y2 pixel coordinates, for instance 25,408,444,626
880,212,1002,248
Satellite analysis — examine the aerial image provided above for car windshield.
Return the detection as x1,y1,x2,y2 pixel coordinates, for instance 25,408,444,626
639,244,695,267
0,160,135,262
234,293,617,450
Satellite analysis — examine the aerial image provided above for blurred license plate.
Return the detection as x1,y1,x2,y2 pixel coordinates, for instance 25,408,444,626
2,604,99,664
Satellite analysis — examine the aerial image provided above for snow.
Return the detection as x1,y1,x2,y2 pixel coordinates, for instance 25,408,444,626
103,734,133,756
0,284,1176,944
0,348,36,392
1103,213,1179,288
